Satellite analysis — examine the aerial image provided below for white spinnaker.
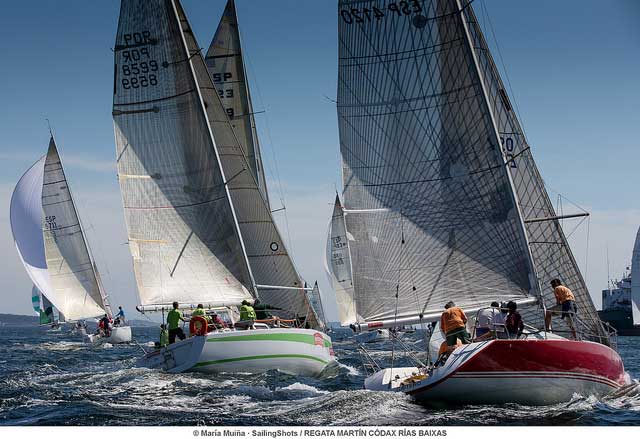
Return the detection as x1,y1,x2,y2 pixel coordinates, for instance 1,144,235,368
205,0,269,207
112,0,254,309
42,139,105,320
325,194,357,325
10,155,61,312
631,227,640,326
172,0,319,327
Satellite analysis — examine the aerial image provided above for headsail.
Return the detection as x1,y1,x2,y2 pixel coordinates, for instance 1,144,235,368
631,227,640,326
10,156,58,309
171,0,318,326
41,138,106,321
461,4,606,339
112,0,256,311
205,0,269,207
325,194,357,325
306,282,327,330
337,0,537,325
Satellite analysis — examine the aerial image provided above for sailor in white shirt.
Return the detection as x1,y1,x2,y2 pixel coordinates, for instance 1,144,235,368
476,301,501,338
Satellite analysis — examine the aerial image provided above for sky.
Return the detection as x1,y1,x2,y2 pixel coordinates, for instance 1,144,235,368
0,0,639,321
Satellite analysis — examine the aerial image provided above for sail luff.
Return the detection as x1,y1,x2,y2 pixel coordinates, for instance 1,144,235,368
453,0,541,302
169,0,259,296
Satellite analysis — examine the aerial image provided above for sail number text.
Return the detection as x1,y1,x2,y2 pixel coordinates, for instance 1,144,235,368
212,71,236,119
340,1,423,24
500,136,517,168
119,31,159,90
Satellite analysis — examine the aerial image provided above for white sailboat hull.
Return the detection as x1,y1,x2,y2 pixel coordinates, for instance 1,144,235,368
137,328,335,376
364,339,627,406
84,325,132,345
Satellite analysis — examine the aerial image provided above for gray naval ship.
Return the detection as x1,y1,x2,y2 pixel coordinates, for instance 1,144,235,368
599,227,640,335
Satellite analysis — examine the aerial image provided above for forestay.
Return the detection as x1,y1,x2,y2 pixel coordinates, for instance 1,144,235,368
462,3,607,340
171,0,319,327
325,194,357,325
42,139,105,321
205,0,269,207
337,0,538,324
112,0,254,310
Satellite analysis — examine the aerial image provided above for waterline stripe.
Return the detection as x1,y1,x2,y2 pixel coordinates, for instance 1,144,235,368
193,354,328,368
206,333,332,348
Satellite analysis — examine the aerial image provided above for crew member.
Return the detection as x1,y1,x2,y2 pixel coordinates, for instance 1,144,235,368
440,301,471,346
115,306,126,324
253,299,282,320
192,304,206,318
505,301,524,339
238,300,257,329
545,279,577,339
167,301,186,344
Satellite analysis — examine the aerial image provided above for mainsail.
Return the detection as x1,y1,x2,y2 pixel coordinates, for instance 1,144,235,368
325,194,357,325
112,0,255,311
461,4,606,338
631,227,640,326
11,141,105,322
41,139,106,320
205,0,269,207
337,0,537,325
173,0,319,325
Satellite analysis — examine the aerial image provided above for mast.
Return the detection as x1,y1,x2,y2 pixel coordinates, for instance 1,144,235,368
454,0,542,304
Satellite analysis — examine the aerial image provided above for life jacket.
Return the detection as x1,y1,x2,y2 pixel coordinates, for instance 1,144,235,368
240,305,257,321
192,308,206,317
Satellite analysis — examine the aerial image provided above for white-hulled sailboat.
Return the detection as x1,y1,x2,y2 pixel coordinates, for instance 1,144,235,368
112,0,333,375
331,0,627,405
10,138,131,344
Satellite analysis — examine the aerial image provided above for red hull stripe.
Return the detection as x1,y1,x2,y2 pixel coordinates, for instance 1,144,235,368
452,371,620,388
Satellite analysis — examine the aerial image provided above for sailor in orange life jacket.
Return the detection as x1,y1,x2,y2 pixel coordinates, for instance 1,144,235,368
545,279,578,339
440,301,471,346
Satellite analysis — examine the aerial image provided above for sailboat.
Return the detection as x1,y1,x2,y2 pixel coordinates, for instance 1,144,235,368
331,0,627,405
630,227,640,331
32,285,65,329
112,0,333,375
10,137,132,344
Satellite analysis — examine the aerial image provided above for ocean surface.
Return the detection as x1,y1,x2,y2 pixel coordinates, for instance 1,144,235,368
0,325,639,426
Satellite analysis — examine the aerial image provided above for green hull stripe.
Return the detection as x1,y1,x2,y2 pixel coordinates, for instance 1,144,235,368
206,333,332,348
194,353,328,368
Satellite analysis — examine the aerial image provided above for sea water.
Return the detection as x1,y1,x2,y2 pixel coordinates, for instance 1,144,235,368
0,326,638,425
